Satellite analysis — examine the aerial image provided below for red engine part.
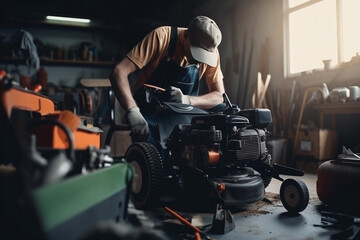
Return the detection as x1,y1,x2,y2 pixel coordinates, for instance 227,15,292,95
317,159,360,213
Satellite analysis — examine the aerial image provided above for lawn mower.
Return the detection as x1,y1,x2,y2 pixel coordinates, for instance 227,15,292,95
125,84,309,216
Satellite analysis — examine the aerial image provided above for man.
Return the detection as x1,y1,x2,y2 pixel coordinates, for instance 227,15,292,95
110,16,225,142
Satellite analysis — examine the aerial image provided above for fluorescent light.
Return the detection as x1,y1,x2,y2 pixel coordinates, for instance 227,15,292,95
46,15,91,24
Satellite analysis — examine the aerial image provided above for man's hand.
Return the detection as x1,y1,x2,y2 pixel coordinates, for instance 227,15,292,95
168,86,190,104
126,107,148,142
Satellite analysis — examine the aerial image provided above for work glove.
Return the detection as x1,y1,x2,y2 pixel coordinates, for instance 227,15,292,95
168,86,190,105
126,107,149,142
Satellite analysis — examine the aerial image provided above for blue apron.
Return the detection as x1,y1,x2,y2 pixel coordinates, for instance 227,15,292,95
133,27,200,144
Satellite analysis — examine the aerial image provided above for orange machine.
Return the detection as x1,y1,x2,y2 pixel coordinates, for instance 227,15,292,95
0,72,101,150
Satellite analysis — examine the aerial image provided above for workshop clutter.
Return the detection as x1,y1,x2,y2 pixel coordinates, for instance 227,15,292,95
0,70,133,239
327,86,360,102
322,83,360,103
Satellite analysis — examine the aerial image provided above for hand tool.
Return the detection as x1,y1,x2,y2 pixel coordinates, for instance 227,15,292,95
164,206,215,240
144,83,166,92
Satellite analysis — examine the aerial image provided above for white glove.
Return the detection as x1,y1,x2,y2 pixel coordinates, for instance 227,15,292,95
126,107,149,142
169,86,190,104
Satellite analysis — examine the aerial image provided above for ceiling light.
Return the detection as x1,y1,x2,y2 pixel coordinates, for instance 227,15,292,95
46,15,91,24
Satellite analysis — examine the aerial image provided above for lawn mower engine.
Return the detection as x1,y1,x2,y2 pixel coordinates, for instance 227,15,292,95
165,108,272,207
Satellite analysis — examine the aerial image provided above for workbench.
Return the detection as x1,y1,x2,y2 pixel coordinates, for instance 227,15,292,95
313,102,360,129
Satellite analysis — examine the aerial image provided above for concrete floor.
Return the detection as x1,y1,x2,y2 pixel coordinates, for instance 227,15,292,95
190,174,337,240
128,173,345,240
205,173,333,240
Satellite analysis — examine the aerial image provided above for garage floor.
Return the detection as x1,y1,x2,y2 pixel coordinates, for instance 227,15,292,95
128,173,346,240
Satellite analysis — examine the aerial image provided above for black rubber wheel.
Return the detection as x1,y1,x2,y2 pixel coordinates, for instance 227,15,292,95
125,142,164,210
280,178,309,213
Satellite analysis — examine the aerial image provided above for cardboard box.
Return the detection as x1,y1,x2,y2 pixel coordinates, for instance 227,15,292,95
111,130,132,157
295,128,337,160
101,125,132,157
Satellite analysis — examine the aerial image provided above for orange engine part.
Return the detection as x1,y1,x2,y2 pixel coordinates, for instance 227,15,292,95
1,83,100,150
32,112,101,150
1,86,55,117
208,150,220,165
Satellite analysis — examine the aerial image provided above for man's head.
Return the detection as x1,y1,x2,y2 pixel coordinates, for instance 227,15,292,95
187,16,222,67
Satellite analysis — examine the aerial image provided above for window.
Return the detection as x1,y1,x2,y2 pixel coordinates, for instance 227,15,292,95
342,0,360,62
285,0,360,76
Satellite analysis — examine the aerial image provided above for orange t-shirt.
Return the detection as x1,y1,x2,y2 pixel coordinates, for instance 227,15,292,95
126,26,223,91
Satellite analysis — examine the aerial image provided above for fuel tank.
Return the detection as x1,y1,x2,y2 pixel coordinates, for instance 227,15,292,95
317,159,360,213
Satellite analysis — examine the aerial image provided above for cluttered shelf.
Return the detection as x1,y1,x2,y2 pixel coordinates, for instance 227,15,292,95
0,56,117,68
1,18,125,70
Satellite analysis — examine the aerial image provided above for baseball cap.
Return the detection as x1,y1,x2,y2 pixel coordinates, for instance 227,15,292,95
187,16,222,67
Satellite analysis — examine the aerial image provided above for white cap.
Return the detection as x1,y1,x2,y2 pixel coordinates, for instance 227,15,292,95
187,16,222,67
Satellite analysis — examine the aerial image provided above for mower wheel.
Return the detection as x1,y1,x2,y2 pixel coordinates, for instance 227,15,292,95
125,142,164,210
280,178,309,213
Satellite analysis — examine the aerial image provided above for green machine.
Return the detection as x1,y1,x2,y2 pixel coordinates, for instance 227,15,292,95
32,163,133,240
0,162,133,240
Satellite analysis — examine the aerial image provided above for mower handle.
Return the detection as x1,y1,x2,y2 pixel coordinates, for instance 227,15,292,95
223,93,241,114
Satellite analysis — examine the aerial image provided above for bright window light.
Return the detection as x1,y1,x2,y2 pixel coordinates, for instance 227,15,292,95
288,0,337,74
46,15,91,24
286,0,360,76
289,0,310,8
342,0,360,62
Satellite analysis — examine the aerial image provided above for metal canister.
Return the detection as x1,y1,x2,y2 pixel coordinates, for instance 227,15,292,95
317,159,360,213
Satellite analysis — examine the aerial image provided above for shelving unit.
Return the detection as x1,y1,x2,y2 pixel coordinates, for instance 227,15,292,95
0,18,124,85
0,18,124,65
1,56,116,68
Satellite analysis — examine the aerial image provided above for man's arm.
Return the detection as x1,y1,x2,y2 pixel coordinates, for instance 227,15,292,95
110,57,149,142
110,57,139,110
188,78,225,110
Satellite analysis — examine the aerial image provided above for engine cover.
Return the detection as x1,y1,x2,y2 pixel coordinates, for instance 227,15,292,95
226,129,266,162
166,112,269,168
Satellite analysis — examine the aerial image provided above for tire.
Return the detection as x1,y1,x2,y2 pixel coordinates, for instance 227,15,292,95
125,142,164,210
280,178,309,213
